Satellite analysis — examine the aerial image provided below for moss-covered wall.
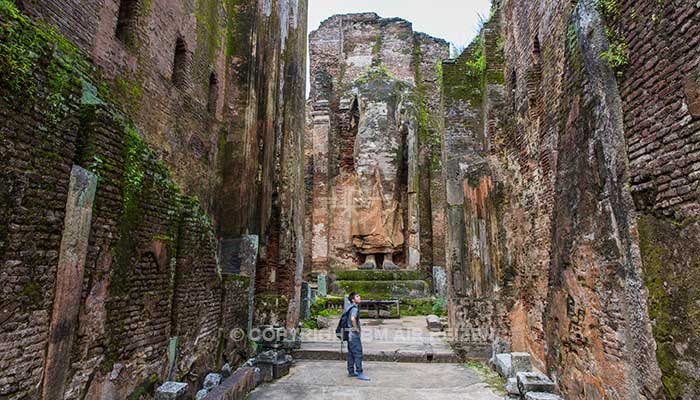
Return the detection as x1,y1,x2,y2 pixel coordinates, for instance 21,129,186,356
0,1,266,398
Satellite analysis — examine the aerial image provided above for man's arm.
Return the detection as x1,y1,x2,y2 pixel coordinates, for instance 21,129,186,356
350,308,360,333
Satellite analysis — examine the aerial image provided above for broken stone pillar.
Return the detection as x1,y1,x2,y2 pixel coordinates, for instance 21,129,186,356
41,166,97,400
311,100,331,271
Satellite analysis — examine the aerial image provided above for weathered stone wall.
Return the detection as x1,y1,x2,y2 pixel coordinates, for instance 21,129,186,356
442,0,700,398
306,13,448,277
0,0,306,398
616,1,700,398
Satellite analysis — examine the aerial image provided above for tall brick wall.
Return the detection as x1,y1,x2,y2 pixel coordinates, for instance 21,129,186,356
441,0,700,398
17,0,229,211
0,0,307,398
617,1,700,398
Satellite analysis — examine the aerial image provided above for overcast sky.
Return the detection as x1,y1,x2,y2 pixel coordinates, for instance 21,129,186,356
308,0,492,51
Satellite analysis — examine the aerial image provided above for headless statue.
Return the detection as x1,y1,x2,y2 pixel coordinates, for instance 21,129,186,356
349,74,409,270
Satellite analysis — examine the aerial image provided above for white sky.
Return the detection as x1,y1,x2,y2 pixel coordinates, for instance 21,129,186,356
306,0,492,96
308,0,492,51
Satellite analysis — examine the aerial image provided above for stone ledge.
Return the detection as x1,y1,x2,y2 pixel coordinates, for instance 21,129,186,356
333,270,423,281
330,280,430,299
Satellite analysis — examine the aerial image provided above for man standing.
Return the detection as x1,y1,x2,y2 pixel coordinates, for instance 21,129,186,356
346,292,370,380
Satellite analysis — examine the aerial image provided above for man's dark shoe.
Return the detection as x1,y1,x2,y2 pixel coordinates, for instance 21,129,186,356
348,372,357,377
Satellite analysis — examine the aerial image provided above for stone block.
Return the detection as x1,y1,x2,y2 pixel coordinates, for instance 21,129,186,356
196,389,208,400
494,353,512,378
426,315,442,332
221,363,232,379
204,373,222,390
490,336,510,362
505,377,519,395
511,352,532,374
204,367,256,400
524,393,563,400
432,266,448,298
155,382,188,400
316,316,329,329
517,372,556,394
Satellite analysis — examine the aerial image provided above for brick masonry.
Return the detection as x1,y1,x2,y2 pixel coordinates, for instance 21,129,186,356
0,0,306,398
442,0,700,398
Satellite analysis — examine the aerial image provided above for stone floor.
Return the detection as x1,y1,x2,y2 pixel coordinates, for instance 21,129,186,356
249,317,502,399
293,316,458,362
248,360,502,400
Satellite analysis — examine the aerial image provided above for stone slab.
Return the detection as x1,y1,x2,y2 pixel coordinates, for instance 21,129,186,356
510,352,532,375
156,382,188,400
494,353,512,378
204,367,256,400
426,315,442,332
516,372,556,394
524,393,563,400
204,373,222,389
41,166,98,400
505,377,519,395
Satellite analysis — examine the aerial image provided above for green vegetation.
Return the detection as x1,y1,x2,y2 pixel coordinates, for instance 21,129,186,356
0,0,81,124
413,42,442,172
224,0,239,59
196,0,221,66
301,297,345,330
596,0,629,75
464,360,506,395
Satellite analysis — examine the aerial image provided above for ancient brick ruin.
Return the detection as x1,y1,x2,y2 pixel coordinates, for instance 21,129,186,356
1,0,699,399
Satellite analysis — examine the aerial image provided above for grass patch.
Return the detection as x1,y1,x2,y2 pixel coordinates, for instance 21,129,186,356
464,359,506,395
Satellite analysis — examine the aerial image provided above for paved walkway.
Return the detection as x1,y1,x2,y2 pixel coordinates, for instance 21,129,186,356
250,317,502,399
248,360,502,400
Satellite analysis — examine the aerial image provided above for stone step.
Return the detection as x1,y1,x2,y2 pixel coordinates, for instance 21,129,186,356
524,393,563,400
329,280,430,299
333,270,423,281
494,352,532,378
293,345,459,363
517,372,556,394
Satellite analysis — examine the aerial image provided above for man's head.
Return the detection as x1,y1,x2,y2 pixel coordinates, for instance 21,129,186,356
348,292,361,304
